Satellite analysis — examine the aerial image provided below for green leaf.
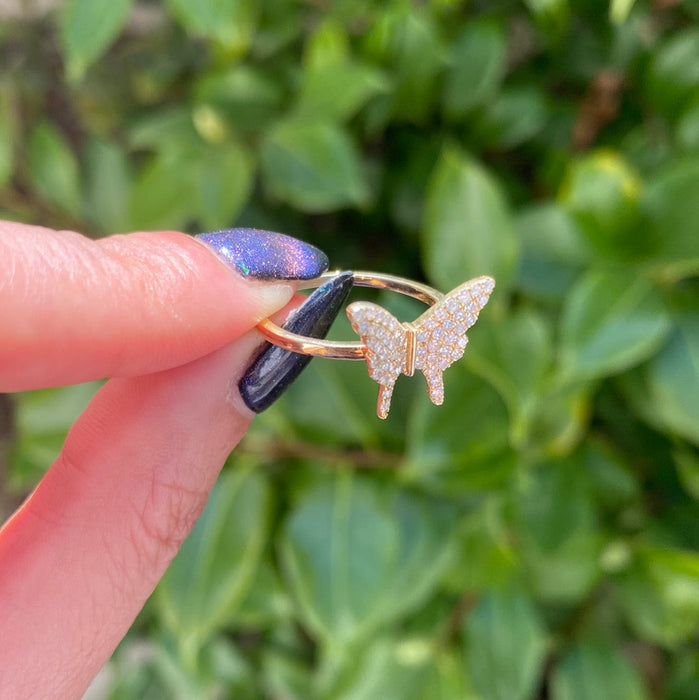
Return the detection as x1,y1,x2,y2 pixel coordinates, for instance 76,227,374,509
362,6,445,125
667,654,699,700
463,590,547,700
192,104,231,144
582,440,640,509
442,19,507,120
129,126,253,231
515,202,592,301
610,0,638,25
129,149,199,231
617,547,699,647
513,459,601,603
642,310,699,445
464,308,552,447
442,498,518,594
473,86,548,149
234,559,291,629
261,119,368,213
196,140,254,230
27,121,82,217
674,447,699,501
676,97,699,153
559,269,672,381
280,473,456,647
303,17,350,69
528,381,591,457
642,157,699,278
551,642,648,700
260,624,314,700
59,0,133,81
294,62,390,123
82,137,130,233
128,107,198,152
523,0,570,33
164,0,258,52
156,465,271,656
560,150,645,260
194,66,284,132
521,207,591,267
318,636,435,700
647,28,699,114
404,367,515,496
422,146,519,292
0,86,16,188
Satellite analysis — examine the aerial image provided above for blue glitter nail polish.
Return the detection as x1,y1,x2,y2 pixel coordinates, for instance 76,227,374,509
240,272,354,412
196,228,328,281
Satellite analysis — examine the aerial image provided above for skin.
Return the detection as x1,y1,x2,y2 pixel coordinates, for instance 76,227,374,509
0,221,298,698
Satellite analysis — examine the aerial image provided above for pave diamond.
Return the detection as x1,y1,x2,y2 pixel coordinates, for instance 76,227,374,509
346,276,494,418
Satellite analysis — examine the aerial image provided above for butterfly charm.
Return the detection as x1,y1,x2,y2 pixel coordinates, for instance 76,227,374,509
346,276,495,418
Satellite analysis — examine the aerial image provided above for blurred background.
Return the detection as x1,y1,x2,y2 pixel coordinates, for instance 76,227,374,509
1,0,698,698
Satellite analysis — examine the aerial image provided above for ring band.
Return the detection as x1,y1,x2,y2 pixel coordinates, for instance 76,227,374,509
256,270,495,419
257,271,444,360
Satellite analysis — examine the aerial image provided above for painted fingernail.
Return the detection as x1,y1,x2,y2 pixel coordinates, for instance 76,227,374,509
239,271,354,412
195,228,328,281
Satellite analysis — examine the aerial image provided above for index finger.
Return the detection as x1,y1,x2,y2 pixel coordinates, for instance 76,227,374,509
0,222,328,391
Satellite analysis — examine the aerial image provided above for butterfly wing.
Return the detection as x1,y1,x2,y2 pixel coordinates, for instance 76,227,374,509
413,276,495,405
347,302,406,419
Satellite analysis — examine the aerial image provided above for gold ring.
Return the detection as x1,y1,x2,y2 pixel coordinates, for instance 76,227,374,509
257,271,444,360
257,271,495,418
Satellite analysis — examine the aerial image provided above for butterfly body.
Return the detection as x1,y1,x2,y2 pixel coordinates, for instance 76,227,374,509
347,276,495,418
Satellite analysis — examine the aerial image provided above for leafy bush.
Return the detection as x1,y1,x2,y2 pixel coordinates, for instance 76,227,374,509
1,1,698,698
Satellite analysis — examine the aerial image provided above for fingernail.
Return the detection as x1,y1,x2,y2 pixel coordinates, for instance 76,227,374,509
239,271,354,412
195,228,329,281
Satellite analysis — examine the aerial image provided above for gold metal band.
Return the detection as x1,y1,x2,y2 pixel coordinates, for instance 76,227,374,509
256,271,444,360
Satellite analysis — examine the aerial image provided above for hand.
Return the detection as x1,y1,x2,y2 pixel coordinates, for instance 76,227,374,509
0,221,328,697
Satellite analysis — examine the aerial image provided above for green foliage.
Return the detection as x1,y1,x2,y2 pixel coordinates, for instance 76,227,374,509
559,268,671,381
463,590,547,700
164,0,258,52
27,121,81,218
442,19,506,120
280,473,456,648
551,642,648,700
423,145,519,291
261,118,369,212
0,86,16,188
156,465,272,663
2,1,698,697
60,0,133,82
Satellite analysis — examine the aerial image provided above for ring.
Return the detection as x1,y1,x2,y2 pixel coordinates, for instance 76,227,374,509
257,271,495,418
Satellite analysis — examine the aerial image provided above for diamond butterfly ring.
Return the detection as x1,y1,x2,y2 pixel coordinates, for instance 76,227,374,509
257,271,495,419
